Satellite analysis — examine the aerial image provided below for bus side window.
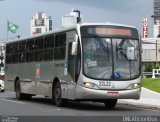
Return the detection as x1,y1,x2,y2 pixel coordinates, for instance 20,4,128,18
68,43,74,79
35,37,43,62
27,39,35,51
19,41,26,63
26,39,35,62
35,37,43,50
6,43,13,64
54,33,66,60
12,43,19,64
6,43,13,54
43,36,54,61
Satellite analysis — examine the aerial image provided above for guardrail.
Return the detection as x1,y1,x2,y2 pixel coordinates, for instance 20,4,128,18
152,69,160,78
142,72,152,78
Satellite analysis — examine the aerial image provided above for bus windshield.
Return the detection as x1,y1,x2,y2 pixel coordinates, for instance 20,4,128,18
82,37,140,80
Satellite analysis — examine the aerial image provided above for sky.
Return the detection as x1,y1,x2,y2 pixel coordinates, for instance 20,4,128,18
0,0,152,41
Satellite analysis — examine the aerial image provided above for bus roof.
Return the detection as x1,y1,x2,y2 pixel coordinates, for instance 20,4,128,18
80,22,137,29
5,22,137,44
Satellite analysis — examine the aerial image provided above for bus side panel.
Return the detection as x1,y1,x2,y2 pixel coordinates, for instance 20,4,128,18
36,61,57,97
5,64,16,92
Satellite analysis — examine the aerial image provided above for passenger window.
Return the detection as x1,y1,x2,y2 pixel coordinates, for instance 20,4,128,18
6,44,13,54
35,50,43,62
54,33,66,60
55,34,66,47
12,54,19,63
44,49,53,61
35,37,43,50
27,39,35,51
6,55,12,64
54,47,65,60
19,41,26,52
12,43,19,54
19,53,26,63
26,52,34,62
44,36,54,49
43,35,54,61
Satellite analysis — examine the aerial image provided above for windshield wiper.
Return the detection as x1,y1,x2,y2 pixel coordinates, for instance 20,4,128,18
93,35,110,61
116,39,128,60
94,35,108,52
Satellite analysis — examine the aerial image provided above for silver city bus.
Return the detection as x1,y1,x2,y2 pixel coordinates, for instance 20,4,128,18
5,23,141,108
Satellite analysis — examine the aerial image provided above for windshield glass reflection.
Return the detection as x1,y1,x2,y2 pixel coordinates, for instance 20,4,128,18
82,37,140,80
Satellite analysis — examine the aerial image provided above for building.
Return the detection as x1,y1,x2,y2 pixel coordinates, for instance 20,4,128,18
31,12,52,35
0,43,5,78
142,38,160,63
153,0,160,24
62,9,82,28
153,0,160,37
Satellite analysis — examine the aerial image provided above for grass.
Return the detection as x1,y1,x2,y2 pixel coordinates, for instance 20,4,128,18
142,78,160,93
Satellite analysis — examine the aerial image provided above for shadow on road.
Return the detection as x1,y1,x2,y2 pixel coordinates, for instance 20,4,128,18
7,96,137,111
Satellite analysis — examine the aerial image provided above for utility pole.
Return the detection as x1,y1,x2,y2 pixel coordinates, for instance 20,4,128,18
73,10,81,23
156,39,158,65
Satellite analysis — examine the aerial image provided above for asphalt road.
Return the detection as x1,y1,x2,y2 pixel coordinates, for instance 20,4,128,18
0,91,160,122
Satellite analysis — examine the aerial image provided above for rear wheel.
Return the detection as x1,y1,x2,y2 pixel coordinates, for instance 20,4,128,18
54,82,65,107
15,80,24,100
104,99,117,108
15,80,32,100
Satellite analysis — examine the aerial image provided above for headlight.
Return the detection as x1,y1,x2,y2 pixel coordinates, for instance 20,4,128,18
83,82,99,89
128,83,141,89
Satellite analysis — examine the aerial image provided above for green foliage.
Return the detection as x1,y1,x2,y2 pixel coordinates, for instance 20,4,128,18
144,63,159,72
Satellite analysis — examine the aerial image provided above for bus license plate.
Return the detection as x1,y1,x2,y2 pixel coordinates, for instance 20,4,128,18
107,92,119,97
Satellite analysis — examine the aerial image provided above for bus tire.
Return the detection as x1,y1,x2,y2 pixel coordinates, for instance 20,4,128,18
15,80,24,100
15,80,32,100
54,82,65,107
104,99,117,109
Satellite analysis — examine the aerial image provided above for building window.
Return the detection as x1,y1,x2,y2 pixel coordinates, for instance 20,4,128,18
35,19,45,26
35,28,42,34
143,49,150,60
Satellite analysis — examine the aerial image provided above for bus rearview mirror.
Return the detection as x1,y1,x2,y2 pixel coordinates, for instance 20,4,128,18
71,34,78,55
127,47,135,60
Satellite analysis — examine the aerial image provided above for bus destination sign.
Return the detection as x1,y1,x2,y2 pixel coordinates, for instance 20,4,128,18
80,25,139,38
96,28,132,36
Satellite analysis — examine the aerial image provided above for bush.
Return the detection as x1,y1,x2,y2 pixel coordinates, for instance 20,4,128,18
144,63,159,72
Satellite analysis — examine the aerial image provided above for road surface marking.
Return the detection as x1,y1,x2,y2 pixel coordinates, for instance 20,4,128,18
0,99,25,104
117,105,160,112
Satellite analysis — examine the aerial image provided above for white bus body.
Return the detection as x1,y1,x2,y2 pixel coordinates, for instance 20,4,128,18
5,23,141,108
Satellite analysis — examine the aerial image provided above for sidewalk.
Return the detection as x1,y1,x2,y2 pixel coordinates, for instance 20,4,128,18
118,87,160,110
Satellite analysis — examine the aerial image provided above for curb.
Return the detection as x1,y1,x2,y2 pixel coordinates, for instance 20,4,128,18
142,87,160,96
118,100,160,111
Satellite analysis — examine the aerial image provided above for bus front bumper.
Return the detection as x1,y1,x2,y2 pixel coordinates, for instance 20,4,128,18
75,84,141,100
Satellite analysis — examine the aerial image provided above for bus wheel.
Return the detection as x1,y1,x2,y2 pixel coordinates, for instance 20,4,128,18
15,81,32,100
104,99,117,109
54,82,64,107
15,80,24,100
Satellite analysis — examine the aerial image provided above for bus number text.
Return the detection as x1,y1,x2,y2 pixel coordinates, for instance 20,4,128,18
99,81,111,86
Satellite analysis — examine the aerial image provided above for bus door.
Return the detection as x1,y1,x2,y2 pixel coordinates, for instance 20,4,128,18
66,38,76,99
